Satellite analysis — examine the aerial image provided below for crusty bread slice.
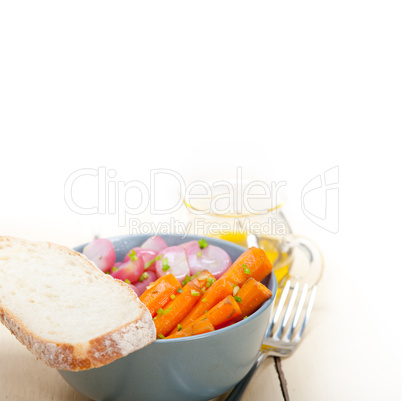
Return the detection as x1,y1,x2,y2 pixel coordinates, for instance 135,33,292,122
0,236,156,371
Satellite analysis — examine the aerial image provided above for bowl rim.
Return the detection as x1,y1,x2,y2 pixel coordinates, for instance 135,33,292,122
75,233,278,344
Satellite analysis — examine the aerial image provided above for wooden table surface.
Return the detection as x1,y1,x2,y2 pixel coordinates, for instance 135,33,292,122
0,220,400,401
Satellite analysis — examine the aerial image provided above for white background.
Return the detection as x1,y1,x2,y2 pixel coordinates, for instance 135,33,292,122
1,1,401,398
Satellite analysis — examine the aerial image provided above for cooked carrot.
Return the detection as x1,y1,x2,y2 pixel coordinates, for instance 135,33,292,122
166,318,215,339
191,270,216,291
170,278,234,333
236,277,272,317
220,247,273,287
139,274,181,317
154,281,203,338
184,295,242,333
172,248,272,332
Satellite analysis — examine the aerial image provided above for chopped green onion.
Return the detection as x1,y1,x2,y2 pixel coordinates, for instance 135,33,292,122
242,264,250,274
162,258,170,272
206,277,216,288
99,256,102,260
158,333,165,339
105,271,110,275
191,290,200,297
243,315,248,320
182,275,192,286
125,278,131,284
198,238,209,249
129,249,138,262
112,266,118,272
145,254,162,269
177,324,182,331
170,294,176,300
177,288,183,293
233,286,240,296
234,296,242,303
157,307,172,316
139,272,149,282
196,251,202,257
201,298,207,303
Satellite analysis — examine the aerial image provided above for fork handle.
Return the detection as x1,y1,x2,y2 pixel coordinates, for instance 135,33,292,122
225,360,260,401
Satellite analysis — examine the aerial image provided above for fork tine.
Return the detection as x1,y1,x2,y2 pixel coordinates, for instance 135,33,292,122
283,283,309,342
293,285,317,343
265,280,291,337
272,281,300,340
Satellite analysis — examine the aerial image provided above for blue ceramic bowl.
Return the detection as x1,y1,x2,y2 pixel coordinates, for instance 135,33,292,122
59,234,277,401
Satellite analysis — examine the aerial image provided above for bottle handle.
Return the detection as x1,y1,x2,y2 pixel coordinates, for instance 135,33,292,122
279,235,324,289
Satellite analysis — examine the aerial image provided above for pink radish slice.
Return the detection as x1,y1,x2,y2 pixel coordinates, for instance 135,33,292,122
141,236,168,253
83,239,116,273
132,270,158,296
180,241,198,250
111,256,145,284
122,248,158,272
185,242,232,279
155,246,190,282
128,283,140,296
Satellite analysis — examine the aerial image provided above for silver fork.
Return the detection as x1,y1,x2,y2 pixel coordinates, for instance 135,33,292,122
225,279,317,401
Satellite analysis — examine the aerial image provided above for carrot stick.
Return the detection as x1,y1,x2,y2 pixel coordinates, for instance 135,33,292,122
139,274,182,317
170,278,234,334
166,318,215,339
191,270,216,291
154,281,203,338
173,247,272,332
236,277,272,317
220,246,273,287
182,295,242,334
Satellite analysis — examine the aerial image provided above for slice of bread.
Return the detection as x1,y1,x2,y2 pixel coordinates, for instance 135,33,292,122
0,236,156,371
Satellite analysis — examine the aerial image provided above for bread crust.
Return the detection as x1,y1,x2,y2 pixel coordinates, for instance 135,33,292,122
0,236,156,371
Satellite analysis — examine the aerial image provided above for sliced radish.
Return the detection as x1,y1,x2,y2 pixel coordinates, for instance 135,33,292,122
185,242,231,279
83,238,116,273
141,236,168,253
133,270,158,296
155,246,190,282
180,241,198,250
128,283,141,296
122,248,158,272
111,256,145,284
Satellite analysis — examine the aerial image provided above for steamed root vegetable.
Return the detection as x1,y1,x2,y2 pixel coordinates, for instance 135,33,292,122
132,270,158,296
236,278,272,317
166,318,215,339
180,295,242,334
111,256,145,284
155,246,190,282
190,270,216,290
220,247,272,286
139,274,182,317
83,239,116,273
170,278,234,334
185,240,231,279
154,281,202,338
123,248,158,271
173,247,272,333
141,236,168,253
